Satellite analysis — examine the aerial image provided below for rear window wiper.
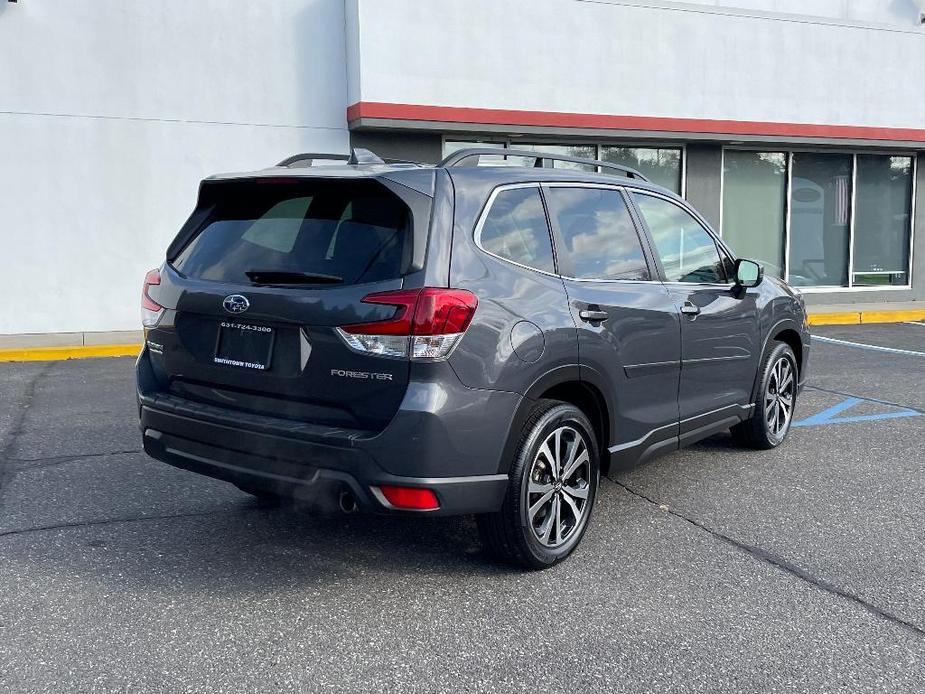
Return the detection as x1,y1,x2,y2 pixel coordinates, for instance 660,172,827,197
245,270,344,285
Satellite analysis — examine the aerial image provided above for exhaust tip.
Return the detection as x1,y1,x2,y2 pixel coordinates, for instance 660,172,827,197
338,490,358,514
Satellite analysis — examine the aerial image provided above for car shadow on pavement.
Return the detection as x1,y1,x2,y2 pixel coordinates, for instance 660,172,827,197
7,497,540,594
3,437,739,594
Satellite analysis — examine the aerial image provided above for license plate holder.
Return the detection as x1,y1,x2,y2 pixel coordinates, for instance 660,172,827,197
214,321,274,370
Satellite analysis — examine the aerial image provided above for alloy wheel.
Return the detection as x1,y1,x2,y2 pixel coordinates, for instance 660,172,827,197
526,426,591,548
765,355,795,439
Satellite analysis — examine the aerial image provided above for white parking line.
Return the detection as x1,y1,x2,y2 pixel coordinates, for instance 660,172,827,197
907,321,925,327
812,335,925,357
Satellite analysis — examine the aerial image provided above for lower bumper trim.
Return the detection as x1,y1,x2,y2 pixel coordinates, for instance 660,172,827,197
143,425,508,516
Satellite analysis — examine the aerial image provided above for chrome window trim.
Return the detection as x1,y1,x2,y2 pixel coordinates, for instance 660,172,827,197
558,275,658,285
661,280,735,290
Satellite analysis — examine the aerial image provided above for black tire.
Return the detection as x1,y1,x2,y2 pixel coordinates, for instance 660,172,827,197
477,399,600,570
731,341,798,450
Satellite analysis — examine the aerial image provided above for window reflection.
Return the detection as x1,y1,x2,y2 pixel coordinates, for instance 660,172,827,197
722,151,787,278
479,187,556,273
789,153,853,287
443,140,517,166
601,147,682,194
634,194,725,284
516,144,597,172
853,155,912,286
545,187,650,280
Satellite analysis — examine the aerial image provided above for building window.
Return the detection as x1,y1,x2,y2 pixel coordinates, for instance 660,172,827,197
722,150,915,290
442,140,684,194
853,155,913,286
722,151,787,278
516,144,597,172
601,147,683,194
443,140,512,166
789,153,853,287
444,140,505,155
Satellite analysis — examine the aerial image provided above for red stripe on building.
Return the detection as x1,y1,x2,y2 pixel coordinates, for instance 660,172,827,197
346,102,925,143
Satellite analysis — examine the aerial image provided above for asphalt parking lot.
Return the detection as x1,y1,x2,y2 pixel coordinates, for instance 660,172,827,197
1,324,924,693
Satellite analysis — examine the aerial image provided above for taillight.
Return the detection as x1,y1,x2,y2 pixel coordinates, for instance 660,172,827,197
141,268,164,328
378,485,440,511
336,288,478,360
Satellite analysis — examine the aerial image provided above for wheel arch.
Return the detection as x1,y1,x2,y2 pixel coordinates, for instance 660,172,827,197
773,327,803,378
750,318,803,402
499,365,613,476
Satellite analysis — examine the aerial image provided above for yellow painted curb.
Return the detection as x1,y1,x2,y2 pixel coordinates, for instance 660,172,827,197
860,309,925,324
0,344,141,363
808,309,925,326
807,312,860,326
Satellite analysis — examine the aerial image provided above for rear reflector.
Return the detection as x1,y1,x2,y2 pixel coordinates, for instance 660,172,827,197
338,288,478,361
141,268,164,328
378,485,440,511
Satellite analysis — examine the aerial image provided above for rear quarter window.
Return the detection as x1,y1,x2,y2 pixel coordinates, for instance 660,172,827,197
477,187,556,273
172,179,411,286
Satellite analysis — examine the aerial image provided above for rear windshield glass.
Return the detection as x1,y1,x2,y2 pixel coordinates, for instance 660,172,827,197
171,179,411,286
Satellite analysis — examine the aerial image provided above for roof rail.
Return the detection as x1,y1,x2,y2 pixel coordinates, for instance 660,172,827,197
276,152,349,167
438,148,649,182
276,148,421,168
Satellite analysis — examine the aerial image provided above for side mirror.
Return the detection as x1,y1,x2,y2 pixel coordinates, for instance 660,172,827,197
734,258,763,288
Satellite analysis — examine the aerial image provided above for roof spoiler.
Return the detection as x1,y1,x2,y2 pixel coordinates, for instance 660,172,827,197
276,148,419,168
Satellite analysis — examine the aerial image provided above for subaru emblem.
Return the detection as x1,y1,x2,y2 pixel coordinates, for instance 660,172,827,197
223,294,250,314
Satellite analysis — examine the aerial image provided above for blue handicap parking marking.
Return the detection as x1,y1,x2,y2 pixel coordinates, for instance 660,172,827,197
793,396,922,428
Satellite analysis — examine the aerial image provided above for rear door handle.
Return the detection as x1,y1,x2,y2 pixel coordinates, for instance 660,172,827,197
680,301,701,316
579,309,609,323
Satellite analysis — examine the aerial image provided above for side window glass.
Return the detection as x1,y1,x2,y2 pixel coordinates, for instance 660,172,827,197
545,187,649,280
633,194,725,283
479,187,555,273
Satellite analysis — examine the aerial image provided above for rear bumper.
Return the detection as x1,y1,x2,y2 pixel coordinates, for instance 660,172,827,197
137,350,517,516
141,409,508,515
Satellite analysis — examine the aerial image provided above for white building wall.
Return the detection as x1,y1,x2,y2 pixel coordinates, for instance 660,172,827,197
348,0,925,131
679,0,923,25
3,0,924,337
0,0,349,336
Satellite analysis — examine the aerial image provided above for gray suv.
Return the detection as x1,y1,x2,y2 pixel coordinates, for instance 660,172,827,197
137,148,810,569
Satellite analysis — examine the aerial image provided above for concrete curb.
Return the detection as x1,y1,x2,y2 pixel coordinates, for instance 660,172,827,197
0,344,141,363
